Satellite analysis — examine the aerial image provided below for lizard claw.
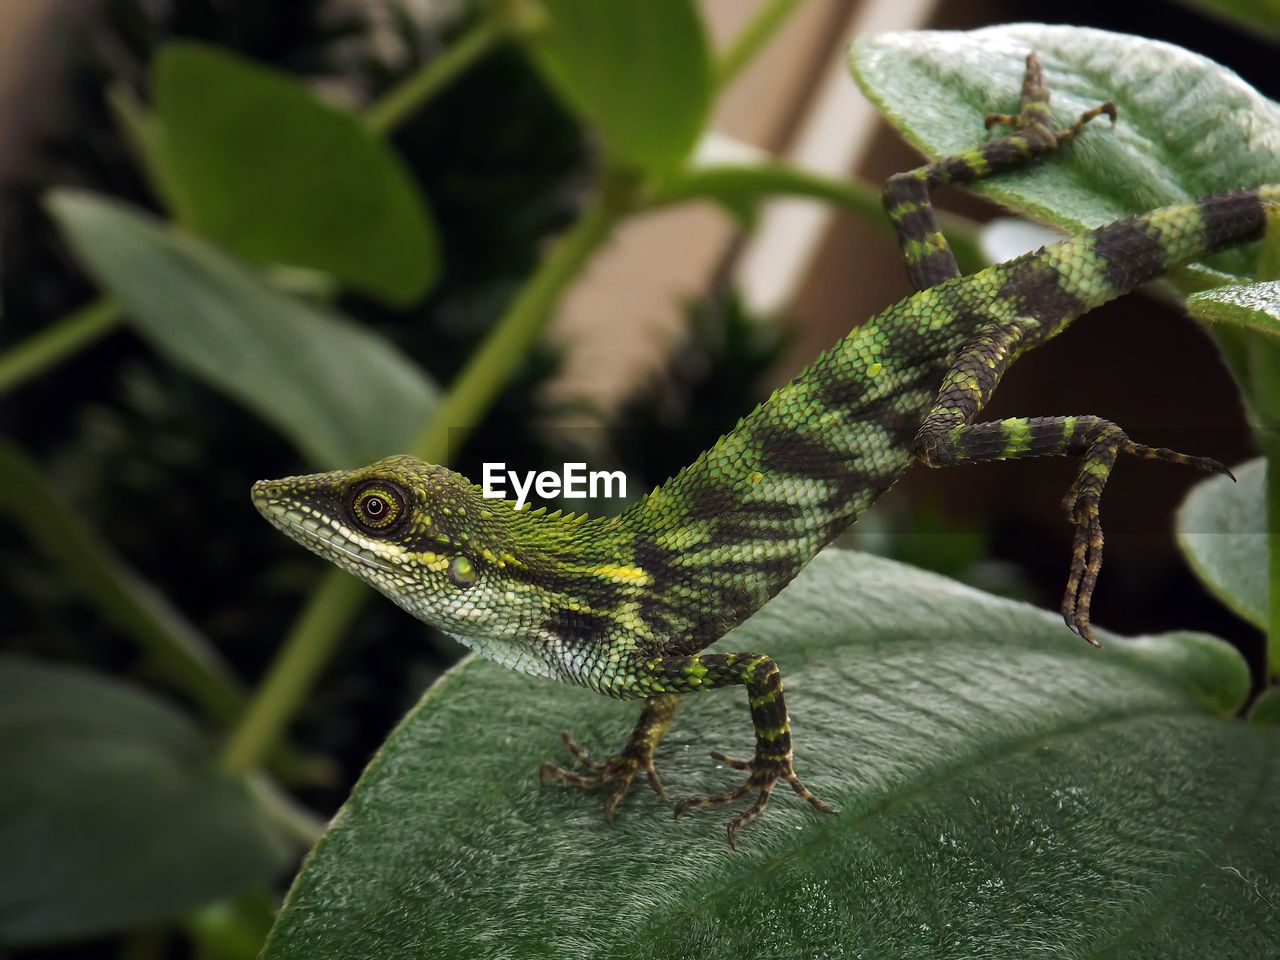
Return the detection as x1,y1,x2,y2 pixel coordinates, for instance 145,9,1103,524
539,730,667,823
674,750,836,850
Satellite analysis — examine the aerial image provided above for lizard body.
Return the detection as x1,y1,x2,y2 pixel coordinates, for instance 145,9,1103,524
254,55,1274,846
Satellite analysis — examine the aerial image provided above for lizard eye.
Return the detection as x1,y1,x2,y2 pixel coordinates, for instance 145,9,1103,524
351,482,405,533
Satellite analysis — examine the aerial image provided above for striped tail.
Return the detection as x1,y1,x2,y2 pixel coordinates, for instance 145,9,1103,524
1040,185,1279,315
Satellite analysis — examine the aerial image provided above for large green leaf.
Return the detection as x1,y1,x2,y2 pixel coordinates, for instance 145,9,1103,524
0,658,291,946
47,190,438,470
524,0,711,173
260,551,1276,959
155,42,438,305
1177,457,1268,630
850,25,1280,280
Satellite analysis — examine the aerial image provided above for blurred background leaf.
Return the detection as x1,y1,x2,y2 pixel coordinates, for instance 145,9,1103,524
1177,457,1267,630
154,42,439,304
523,0,712,173
0,440,245,726
1174,0,1280,41
48,189,440,469
0,657,291,948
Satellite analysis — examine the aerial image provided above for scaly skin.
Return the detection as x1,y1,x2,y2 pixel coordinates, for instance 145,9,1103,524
254,54,1272,848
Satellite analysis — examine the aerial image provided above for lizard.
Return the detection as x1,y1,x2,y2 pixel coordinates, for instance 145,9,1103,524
253,53,1273,848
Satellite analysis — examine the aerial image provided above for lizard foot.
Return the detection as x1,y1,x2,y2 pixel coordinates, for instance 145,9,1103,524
674,749,836,849
539,730,667,822
538,693,678,822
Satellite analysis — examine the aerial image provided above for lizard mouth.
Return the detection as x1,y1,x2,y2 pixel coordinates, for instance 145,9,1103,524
251,481,395,575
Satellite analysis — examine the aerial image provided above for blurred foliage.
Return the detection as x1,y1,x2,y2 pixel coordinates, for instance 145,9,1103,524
1,0,583,751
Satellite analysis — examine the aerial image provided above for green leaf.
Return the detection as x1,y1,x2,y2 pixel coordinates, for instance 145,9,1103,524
106,82,183,215
0,441,245,726
155,42,438,305
1188,279,1280,338
524,0,711,172
849,24,1280,280
0,658,291,946
1251,686,1280,725
260,551,1275,959
47,189,438,470
1187,282,1280,449
1176,457,1268,630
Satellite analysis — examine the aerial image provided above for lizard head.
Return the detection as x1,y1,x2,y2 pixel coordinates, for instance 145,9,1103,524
251,455,518,629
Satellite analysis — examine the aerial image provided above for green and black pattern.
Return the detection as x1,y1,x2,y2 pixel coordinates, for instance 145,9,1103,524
254,54,1276,847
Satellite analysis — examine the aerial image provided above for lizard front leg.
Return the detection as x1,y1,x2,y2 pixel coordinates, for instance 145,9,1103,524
539,692,679,821
540,653,833,848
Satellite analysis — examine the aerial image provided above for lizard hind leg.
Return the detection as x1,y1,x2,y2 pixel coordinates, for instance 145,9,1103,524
883,51,1115,293
539,692,678,822
1060,428,1233,643
654,653,836,849
917,408,1232,644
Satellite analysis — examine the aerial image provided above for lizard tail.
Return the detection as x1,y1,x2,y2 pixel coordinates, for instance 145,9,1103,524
1039,185,1280,314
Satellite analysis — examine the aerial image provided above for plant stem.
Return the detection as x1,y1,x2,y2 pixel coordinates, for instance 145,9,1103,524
0,296,120,395
220,572,366,774
221,179,629,774
714,0,801,93
365,16,503,136
410,177,625,460
1267,452,1279,683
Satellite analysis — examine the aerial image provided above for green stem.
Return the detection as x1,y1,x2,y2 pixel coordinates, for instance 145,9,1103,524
364,16,503,136
410,178,625,460
713,0,801,93
220,180,627,774
648,168,985,275
0,296,120,395
1267,453,1279,683
220,573,366,774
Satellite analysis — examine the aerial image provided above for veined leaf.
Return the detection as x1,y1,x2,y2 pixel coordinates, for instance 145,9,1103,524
850,25,1280,281
260,551,1273,959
